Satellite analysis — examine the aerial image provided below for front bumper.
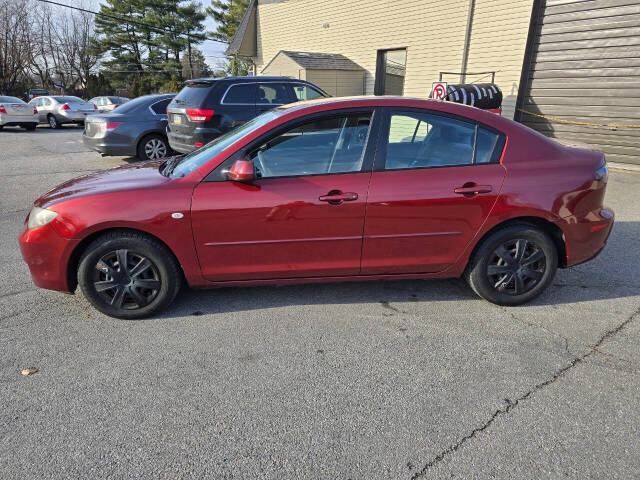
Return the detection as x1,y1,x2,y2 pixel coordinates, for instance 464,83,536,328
557,207,615,267
19,223,78,292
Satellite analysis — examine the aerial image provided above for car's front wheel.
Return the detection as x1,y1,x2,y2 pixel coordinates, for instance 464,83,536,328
78,231,182,319
465,225,558,306
137,134,170,160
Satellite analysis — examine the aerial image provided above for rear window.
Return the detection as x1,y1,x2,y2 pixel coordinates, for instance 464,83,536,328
174,82,214,105
0,96,24,103
114,95,171,114
53,96,84,103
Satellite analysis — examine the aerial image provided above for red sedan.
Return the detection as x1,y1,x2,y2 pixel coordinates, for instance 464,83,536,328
19,97,614,319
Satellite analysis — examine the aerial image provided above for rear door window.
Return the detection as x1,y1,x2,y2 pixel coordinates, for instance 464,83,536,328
257,83,292,105
222,84,256,104
174,82,214,105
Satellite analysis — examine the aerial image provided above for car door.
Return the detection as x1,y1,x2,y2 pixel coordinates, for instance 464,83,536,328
39,97,53,121
255,82,292,115
191,109,379,281
361,108,507,274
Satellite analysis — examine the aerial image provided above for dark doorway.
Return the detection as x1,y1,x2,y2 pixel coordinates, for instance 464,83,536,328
374,48,407,96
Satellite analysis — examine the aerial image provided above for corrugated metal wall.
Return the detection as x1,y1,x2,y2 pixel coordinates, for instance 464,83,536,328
518,0,640,165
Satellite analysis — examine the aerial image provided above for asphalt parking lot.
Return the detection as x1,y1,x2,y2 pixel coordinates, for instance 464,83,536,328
1,126,639,479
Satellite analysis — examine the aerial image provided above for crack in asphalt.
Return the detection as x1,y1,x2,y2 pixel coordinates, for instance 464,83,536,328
411,306,640,479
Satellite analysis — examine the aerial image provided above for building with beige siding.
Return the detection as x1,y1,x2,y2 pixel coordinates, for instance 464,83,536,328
228,0,640,165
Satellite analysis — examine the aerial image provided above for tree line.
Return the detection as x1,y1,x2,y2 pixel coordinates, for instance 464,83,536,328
0,0,250,99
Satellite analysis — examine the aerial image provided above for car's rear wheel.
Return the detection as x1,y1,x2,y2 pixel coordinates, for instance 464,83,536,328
137,134,169,160
465,225,557,306
47,114,59,129
78,231,181,319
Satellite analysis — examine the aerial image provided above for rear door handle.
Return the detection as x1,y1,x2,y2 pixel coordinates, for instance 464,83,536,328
454,185,492,195
319,191,358,204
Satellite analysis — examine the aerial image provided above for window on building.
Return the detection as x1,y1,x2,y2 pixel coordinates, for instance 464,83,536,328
374,48,407,96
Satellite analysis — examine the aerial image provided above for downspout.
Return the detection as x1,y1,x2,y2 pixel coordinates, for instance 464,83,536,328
460,0,475,84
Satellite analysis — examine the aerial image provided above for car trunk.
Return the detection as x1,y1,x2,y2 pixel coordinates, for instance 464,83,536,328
4,103,35,120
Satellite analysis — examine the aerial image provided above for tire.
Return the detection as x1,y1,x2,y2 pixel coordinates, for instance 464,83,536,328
465,225,558,306
24,123,37,131
78,231,182,319
47,114,59,129
137,134,170,160
0,125,3,131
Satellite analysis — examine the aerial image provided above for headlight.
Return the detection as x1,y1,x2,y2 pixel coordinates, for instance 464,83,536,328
27,206,58,230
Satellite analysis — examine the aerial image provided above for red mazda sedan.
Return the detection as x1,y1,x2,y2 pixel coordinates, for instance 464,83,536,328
20,97,614,318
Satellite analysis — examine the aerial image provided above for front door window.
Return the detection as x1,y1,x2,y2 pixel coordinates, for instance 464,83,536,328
249,114,372,178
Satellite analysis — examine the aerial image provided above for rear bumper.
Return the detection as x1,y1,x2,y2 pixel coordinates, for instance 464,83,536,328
557,207,615,267
19,224,78,293
82,134,136,156
0,114,39,125
167,126,222,153
58,112,91,123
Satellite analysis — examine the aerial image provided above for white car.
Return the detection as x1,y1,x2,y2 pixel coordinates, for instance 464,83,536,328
89,96,129,113
0,96,39,131
28,95,97,129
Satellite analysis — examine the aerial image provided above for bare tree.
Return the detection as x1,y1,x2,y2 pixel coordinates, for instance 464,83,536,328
0,0,34,94
27,0,98,95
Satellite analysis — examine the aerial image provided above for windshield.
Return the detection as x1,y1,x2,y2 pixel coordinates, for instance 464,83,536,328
170,110,281,178
0,96,24,103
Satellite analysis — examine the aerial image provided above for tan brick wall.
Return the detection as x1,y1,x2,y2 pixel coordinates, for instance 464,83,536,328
254,0,533,119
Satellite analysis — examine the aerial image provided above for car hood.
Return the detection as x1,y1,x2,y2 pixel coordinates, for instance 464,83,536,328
35,160,171,208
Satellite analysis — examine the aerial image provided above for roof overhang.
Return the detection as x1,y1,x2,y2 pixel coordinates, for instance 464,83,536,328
225,0,257,57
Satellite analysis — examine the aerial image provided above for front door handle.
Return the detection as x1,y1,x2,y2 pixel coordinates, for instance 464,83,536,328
319,191,358,205
454,184,492,196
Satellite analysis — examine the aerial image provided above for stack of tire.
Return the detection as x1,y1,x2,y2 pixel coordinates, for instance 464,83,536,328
432,83,503,111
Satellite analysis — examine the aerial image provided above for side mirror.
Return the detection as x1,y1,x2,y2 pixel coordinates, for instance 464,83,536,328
228,158,255,182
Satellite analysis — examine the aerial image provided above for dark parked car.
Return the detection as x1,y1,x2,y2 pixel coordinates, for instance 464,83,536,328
167,75,328,153
21,96,613,319
83,94,174,160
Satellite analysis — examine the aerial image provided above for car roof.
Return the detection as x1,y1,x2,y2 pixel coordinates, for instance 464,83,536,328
187,76,311,84
273,95,545,139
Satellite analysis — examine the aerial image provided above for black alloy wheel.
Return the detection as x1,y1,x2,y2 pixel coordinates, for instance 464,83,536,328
465,225,558,306
487,238,546,296
78,231,181,319
92,249,161,310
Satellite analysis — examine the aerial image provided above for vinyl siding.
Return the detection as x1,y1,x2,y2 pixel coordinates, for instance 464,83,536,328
305,70,365,96
254,0,533,119
519,0,640,165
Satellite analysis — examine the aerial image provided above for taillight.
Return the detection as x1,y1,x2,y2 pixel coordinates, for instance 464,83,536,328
106,122,121,130
33,107,38,114
61,103,70,111
93,104,98,110
185,108,214,122
595,163,609,184
0,105,6,114
194,142,203,147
